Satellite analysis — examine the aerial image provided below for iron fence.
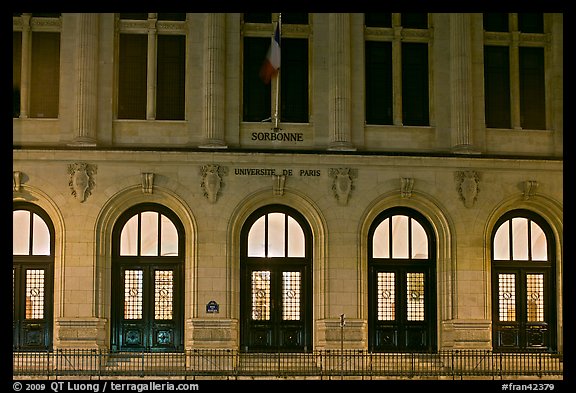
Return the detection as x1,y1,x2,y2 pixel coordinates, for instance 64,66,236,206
13,349,563,379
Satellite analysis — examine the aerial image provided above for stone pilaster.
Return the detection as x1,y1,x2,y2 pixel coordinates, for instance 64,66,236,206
450,13,478,154
68,13,99,147
327,13,355,151
199,13,228,149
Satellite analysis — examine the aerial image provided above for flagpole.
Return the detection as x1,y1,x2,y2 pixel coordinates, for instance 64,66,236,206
273,13,281,131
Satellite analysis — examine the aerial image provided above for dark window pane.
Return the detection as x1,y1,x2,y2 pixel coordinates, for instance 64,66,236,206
118,34,147,120
244,13,271,23
30,32,60,119
158,13,186,21
365,41,393,125
282,13,308,25
365,13,392,28
31,13,61,18
120,13,148,20
13,32,22,118
243,37,271,122
401,13,428,29
483,13,509,32
484,46,511,128
156,35,186,120
280,38,308,123
518,13,544,33
519,47,546,129
402,43,429,126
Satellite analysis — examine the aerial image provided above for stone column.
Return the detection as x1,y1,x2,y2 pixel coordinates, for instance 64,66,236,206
199,13,227,149
68,13,98,147
450,13,478,153
327,13,355,151
19,14,31,119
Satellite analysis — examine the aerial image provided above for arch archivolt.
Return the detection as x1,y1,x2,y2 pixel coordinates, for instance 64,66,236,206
226,188,328,321
93,185,198,328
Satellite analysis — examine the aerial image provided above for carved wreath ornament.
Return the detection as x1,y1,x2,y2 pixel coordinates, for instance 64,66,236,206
68,162,97,202
201,164,227,203
455,170,479,208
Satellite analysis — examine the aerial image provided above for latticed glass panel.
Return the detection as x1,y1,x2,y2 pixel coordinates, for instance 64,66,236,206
25,270,45,319
282,271,301,320
377,272,395,320
498,273,516,321
154,270,173,320
124,270,143,319
526,274,544,322
406,272,425,321
251,271,270,320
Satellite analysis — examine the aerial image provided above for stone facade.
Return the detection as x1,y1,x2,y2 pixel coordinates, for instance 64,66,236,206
13,13,563,352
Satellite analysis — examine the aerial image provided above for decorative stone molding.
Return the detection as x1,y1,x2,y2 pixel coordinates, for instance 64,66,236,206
523,180,539,200
201,164,227,203
400,177,414,198
272,174,286,196
329,168,357,206
141,172,154,194
68,162,97,202
455,170,479,208
13,171,22,192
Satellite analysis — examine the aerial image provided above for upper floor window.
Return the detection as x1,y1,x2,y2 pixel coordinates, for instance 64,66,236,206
13,13,61,119
365,13,430,126
117,13,186,120
242,13,310,124
483,13,546,130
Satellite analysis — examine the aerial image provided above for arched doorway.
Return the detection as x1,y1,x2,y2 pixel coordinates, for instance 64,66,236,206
368,206,437,352
111,203,185,352
240,204,312,352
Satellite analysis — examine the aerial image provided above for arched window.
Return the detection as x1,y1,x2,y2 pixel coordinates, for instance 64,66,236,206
111,203,184,352
240,204,312,352
13,202,55,350
491,209,556,351
368,207,436,352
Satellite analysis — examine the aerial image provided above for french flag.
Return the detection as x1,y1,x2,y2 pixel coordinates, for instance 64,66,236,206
259,21,281,84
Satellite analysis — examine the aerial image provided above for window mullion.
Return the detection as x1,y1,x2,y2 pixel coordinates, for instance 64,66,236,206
147,14,158,120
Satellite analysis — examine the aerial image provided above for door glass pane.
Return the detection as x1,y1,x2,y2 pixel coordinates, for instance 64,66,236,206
526,274,544,322
25,269,45,319
531,221,547,261
287,216,305,257
377,272,395,320
282,271,301,320
498,273,516,321
392,215,409,258
248,216,266,257
140,211,159,256
155,270,173,320
13,210,31,255
406,272,425,321
493,221,510,260
120,215,138,256
512,217,529,260
373,218,390,258
160,215,178,256
251,271,271,320
32,213,50,255
411,219,428,259
267,213,285,257
124,270,143,320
